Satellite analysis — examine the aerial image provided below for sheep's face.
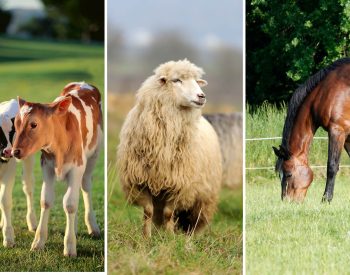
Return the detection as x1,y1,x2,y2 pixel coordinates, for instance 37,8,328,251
164,77,208,109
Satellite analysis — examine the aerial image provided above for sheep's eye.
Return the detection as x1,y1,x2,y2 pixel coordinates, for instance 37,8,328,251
172,79,182,83
30,122,37,129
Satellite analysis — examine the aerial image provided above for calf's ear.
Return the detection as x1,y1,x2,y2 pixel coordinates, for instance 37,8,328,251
197,79,208,87
54,97,72,114
17,96,26,108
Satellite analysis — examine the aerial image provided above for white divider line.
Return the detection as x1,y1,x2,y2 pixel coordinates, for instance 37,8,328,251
246,165,350,170
246,136,328,141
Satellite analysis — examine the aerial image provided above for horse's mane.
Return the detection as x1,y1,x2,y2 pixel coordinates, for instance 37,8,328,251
276,57,350,173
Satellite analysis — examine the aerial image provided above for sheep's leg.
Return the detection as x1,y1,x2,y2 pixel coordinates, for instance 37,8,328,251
134,188,153,238
22,155,37,232
81,150,100,237
0,159,16,247
31,163,55,251
163,200,175,234
63,167,84,257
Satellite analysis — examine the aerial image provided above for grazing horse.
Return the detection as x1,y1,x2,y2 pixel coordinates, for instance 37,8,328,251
273,57,350,202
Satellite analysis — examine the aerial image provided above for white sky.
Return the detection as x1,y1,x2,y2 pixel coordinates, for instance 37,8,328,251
2,0,43,9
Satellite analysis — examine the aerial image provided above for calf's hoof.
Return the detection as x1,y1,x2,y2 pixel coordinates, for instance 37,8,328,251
89,229,101,238
31,239,45,251
3,239,15,248
27,214,38,232
64,251,77,257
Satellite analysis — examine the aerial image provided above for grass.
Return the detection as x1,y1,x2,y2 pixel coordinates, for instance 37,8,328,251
246,103,350,274
0,36,104,271
107,93,242,274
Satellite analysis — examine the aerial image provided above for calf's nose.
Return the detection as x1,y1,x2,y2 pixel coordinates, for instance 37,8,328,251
13,149,21,159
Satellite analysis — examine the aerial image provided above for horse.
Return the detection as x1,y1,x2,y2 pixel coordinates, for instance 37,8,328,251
273,57,350,202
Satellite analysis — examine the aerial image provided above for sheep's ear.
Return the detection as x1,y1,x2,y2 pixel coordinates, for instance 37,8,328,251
159,76,166,85
197,79,208,87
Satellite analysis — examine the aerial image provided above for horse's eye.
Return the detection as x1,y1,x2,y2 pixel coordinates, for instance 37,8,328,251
172,79,182,83
30,122,37,129
285,172,292,178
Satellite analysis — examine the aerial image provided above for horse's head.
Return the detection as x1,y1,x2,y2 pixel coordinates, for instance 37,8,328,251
273,145,313,202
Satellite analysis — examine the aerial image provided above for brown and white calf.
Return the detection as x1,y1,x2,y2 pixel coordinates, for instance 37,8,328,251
12,82,103,257
0,99,36,248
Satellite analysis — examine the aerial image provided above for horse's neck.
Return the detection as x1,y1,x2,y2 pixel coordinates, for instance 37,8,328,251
289,104,316,161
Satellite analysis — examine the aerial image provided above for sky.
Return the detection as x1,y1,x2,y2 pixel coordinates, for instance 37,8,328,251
2,0,43,9
108,0,243,49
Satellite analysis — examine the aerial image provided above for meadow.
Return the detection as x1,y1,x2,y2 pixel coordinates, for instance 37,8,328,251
107,93,243,274
246,103,350,274
0,36,104,271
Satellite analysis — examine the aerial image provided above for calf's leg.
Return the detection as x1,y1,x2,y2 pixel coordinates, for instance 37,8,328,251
63,167,83,257
22,155,37,232
0,159,16,247
31,163,55,250
81,150,100,237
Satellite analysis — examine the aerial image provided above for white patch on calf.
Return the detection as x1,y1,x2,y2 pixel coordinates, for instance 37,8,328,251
69,91,94,151
64,81,94,91
53,96,65,103
67,101,85,167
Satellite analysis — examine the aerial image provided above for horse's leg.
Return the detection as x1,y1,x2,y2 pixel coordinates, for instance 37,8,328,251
344,138,350,157
322,126,346,202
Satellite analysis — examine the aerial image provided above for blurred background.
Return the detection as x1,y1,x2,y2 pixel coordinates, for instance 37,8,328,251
0,0,104,271
107,0,242,110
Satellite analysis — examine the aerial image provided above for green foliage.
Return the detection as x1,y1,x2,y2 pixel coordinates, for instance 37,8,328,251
25,0,104,41
246,0,350,105
0,37,104,271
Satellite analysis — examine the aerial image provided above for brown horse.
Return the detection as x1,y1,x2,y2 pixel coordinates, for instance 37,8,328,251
273,58,350,202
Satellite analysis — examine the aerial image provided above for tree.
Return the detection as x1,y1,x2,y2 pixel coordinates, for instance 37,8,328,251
41,0,104,41
246,0,350,105
0,4,12,34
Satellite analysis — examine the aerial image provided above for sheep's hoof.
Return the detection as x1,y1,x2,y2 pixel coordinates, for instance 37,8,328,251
3,239,15,248
143,228,151,239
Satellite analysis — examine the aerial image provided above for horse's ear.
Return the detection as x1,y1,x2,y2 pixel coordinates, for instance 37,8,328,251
279,145,291,160
273,146,282,158
272,145,291,160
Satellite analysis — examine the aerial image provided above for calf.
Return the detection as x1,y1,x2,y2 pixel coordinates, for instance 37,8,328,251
0,99,36,247
12,82,103,257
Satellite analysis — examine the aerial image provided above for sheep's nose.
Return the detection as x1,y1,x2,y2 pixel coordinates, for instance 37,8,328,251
13,149,21,159
198,93,206,99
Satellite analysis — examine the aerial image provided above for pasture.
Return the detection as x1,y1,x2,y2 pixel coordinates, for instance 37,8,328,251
0,37,104,271
107,93,242,274
246,103,350,274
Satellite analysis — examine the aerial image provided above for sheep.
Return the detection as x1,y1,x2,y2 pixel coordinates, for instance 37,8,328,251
117,59,222,237
204,113,243,189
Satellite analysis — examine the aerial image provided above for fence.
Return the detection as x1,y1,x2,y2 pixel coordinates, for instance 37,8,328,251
246,136,350,170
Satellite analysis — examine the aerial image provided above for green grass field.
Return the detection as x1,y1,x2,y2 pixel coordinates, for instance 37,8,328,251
0,36,104,271
107,93,242,274
246,103,350,274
